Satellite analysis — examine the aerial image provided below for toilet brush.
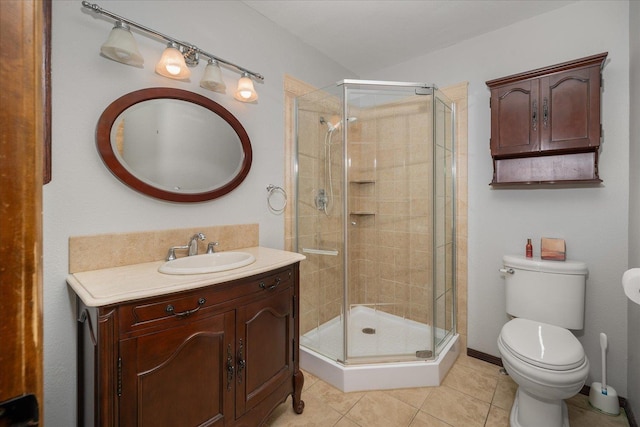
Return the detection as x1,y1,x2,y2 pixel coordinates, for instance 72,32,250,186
588,333,620,415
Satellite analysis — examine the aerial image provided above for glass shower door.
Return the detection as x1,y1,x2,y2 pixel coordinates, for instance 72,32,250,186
342,81,437,363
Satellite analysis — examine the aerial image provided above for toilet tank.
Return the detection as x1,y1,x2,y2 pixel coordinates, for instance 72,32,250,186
502,255,588,329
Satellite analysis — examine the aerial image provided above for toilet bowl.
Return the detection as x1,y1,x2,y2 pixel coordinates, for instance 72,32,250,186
498,318,589,427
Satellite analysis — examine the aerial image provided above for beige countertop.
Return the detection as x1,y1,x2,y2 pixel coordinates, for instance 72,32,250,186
67,246,305,307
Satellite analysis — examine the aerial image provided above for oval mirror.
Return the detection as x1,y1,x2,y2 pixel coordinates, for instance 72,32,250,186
96,87,252,202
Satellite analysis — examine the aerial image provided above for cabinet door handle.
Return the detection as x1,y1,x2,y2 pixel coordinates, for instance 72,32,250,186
237,339,245,384
259,277,281,291
226,344,234,391
543,97,549,128
532,100,537,131
165,297,206,318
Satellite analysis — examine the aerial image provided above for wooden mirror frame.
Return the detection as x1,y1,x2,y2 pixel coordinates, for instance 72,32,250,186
96,88,252,203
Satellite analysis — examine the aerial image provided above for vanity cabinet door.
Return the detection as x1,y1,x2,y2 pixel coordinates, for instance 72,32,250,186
118,310,235,427
235,285,294,421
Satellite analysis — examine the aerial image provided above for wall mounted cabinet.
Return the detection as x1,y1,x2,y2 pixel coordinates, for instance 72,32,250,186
486,52,607,185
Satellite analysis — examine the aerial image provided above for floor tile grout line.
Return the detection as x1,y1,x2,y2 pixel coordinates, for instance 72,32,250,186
417,406,456,427
442,362,502,405
487,373,501,425
341,390,367,418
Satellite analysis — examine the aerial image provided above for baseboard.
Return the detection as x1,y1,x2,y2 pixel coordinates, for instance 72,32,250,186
627,405,638,427
466,348,637,427
466,347,503,367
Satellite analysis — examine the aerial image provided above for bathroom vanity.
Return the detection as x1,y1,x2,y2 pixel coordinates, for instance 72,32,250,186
68,247,305,427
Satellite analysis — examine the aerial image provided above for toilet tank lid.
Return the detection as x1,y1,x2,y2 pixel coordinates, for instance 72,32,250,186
503,255,588,275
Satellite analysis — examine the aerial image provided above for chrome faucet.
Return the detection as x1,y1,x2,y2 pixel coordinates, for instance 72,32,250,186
166,232,206,261
188,232,206,256
206,241,219,254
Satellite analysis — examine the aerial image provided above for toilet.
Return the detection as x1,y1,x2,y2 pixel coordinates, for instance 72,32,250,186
497,255,590,427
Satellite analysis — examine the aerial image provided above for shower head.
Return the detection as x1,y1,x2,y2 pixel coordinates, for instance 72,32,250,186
320,116,358,132
320,116,340,132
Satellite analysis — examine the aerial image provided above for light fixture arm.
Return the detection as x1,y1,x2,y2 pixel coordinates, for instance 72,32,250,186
81,1,264,82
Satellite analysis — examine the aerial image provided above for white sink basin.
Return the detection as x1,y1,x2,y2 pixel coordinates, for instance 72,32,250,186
159,252,256,275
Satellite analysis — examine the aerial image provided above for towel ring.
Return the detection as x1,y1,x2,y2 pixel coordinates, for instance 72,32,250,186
267,185,287,213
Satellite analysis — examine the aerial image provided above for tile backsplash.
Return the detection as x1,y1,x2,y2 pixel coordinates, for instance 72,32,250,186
69,224,258,273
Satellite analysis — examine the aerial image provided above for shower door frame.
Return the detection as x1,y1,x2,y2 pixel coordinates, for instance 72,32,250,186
432,88,457,356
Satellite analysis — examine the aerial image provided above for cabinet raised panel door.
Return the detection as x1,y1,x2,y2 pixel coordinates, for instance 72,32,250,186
490,79,540,157
235,286,293,418
540,66,601,152
119,311,235,426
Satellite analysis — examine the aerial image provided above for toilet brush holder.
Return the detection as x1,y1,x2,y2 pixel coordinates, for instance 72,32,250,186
588,333,620,415
589,382,620,415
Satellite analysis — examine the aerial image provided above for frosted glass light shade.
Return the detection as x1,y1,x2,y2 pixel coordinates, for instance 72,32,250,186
233,73,258,102
100,22,144,67
155,44,191,80
200,60,226,93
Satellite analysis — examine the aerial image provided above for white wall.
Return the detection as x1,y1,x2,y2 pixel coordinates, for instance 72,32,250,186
45,1,354,424
627,0,640,417
369,0,630,394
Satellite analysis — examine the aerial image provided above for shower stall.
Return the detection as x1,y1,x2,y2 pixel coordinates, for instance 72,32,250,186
294,80,458,391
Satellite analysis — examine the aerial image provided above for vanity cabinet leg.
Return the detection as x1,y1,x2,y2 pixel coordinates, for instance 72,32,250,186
292,370,305,414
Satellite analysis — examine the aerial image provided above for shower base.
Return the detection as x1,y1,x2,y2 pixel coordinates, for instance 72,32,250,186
300,306,460,392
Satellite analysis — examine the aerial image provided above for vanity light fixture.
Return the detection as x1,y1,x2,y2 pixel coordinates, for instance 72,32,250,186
155,42,191,80
200,60,226,93
234,73,259,102
100,21,144,67
82,1,263,102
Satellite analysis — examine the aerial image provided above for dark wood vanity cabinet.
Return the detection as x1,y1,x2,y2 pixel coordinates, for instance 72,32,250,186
77,264,304,427
486,52,607,185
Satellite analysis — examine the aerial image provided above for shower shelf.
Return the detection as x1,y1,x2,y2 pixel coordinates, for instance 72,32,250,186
349,211,375,216
349,180,375,184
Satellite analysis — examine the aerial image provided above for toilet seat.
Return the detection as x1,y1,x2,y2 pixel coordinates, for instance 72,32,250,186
500,318,585,371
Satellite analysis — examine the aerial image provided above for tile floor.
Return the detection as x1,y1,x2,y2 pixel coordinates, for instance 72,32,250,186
266,353,631,427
